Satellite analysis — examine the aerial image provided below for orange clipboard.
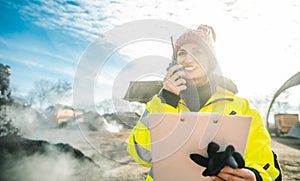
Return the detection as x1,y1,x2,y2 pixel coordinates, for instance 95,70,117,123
149,112,252,181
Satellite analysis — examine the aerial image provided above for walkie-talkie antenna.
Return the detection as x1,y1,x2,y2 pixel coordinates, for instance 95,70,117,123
171,36,177,61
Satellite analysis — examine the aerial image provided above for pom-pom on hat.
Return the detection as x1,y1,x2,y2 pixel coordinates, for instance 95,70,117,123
174,24,217,72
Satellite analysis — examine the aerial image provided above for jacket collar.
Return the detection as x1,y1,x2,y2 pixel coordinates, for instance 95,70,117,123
178,86,235,111
202,86,235,108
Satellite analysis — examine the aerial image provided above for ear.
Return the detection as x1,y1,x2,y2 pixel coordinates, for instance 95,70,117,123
190,153,209,167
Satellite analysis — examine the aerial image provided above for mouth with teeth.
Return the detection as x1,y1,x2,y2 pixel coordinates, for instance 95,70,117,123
184,66,197,71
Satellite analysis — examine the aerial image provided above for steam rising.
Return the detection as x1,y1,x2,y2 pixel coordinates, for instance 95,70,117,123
1,104,145,181
1,152,99,181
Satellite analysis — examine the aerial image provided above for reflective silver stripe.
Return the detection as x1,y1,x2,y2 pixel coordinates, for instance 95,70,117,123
133,109,152,163
133,134,152,163
140,110,150,128
149,167,154,178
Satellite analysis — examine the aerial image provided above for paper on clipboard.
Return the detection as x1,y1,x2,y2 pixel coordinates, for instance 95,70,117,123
148,112,252,181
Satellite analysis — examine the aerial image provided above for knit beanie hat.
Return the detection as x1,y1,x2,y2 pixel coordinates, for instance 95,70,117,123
174,24,217,72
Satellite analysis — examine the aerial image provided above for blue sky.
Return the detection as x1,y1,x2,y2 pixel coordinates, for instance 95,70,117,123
1,0,300,109
0,1,91,97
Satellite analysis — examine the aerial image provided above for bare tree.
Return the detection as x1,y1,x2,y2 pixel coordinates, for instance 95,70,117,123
28,79,72,108
48,79,72,105
249,95,268,114
34,80,53,108
272,90,290,113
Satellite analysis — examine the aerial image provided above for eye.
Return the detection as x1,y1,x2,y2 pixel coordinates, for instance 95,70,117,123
177,50,187,57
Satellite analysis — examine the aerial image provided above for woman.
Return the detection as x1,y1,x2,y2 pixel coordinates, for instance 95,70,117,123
127,24,282,181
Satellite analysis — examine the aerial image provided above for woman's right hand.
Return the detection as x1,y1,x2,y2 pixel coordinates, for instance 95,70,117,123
163,64,187,95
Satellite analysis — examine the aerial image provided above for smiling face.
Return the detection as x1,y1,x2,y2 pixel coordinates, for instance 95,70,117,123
176,42,211,86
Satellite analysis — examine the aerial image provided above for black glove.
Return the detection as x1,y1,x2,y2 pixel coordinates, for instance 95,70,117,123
190,142,245,177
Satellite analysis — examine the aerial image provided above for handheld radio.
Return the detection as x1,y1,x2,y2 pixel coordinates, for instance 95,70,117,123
167,37,200,112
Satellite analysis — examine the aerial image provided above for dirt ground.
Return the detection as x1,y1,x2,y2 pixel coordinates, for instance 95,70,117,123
270,136,300,181
25,129,300,180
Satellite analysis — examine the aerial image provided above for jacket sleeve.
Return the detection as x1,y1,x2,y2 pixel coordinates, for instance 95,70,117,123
243,101,282,180
126,94,180,167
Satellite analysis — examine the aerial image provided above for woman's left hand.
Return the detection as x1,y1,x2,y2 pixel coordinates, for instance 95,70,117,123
211,166,256,181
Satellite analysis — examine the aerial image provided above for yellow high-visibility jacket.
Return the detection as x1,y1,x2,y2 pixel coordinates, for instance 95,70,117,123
127,86,282,181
